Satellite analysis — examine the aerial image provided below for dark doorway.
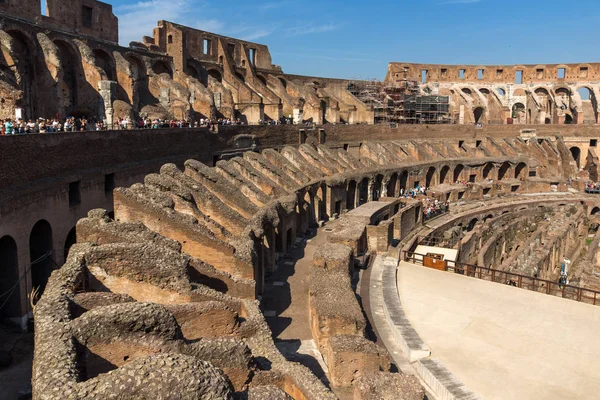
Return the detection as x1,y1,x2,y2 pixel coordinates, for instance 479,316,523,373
30,220,54,296
0,236,20,319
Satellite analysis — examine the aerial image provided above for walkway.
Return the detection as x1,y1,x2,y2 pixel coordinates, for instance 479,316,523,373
398,261,600,400
261,222,341,385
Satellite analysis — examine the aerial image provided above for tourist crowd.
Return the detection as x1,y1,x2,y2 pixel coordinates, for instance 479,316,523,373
397,185,450,220
0,115,302,135
586,181,600,191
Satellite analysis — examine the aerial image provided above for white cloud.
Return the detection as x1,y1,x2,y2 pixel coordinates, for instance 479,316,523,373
115,0,223,45
285,23,341,37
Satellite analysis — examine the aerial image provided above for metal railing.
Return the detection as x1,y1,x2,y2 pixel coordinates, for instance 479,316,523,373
403,251,600,306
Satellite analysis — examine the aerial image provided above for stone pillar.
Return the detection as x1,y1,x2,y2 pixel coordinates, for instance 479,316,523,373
97,80,116,129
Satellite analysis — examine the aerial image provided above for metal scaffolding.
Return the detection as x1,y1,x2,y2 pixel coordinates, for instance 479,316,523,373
347,78,452,125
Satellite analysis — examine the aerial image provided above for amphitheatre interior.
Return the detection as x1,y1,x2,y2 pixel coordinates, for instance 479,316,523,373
2,1,600,400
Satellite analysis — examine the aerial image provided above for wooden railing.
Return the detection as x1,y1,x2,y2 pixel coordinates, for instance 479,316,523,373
403,251,600,306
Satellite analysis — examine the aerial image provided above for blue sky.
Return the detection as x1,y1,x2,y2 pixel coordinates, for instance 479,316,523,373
43,0,600,79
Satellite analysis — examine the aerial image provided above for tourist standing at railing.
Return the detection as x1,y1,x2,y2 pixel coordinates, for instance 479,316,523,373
4,119,13,135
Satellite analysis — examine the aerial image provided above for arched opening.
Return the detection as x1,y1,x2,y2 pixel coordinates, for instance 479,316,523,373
462,88,472,95
0,236,20,319
497,88,506,97
387,173,398,197
483,162,494,179
5,30,36,119
372,175,383,201
498,162,511,180
320,100,327,124
279,77,287,89
592,207,600,216
208,69,222,83
30,220,54,297
152,60,173,78
346,180,356,210
545,118,551,124
358,178,369,206
315,184,328,222
426,167,436,188
577,87,598,123
439,165,450,184
93,49,117,81
453,164,465,183
235,72,246,83
564,114,574,124
483,214,494,222
514,162,527,179
64,226,77,260
54,40,80,114
399,170,408,194
467,218,478,232
578,87,592,101
512,103,526,124
570,146,582,168
473,107,485,123
257,75,267,86
125,54,152,111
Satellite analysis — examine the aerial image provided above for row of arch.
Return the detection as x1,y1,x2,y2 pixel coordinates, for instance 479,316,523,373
0,220,76,320
0,26,177,120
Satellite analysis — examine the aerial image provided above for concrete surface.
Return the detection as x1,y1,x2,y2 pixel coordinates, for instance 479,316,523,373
398,261,600,400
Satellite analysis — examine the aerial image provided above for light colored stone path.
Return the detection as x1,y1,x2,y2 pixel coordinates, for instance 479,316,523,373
398,261,600,400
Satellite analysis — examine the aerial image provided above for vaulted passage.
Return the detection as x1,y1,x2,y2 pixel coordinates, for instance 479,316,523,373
30,220,54,296
0,236,20,319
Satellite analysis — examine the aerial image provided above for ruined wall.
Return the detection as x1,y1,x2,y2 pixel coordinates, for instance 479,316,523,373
386,62,600,125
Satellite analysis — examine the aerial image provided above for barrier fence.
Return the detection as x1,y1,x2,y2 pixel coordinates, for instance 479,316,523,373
403,251,600,306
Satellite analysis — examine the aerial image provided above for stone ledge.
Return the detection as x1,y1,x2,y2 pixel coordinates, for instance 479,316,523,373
380,257,430,363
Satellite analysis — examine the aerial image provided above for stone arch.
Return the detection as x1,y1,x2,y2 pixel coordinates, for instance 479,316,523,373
570,146,582,168
0,235,20,319
498,162,511,180
425,166,437,188
53,39,81,115
473,107,485,123
467,218,478,232
4,29,37,119
514,162,527,179
439,165,451,184
208,69,222,83
512,103,526,124
483,162,495,179
279,77,287,89
399,170,408,194
564,114,574,124
152,60,173,78
387,173,398,197
235,72,246,83
124,54,153,111
30,220,54,297
63,226,77,260
358,177,369,206
92,48,117,81
453,164,465,182
372,175,383,201
577,86,598,123
346,180,357,210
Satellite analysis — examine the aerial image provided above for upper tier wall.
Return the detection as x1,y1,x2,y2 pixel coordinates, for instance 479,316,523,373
386,62,600,84
1,123,599,195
